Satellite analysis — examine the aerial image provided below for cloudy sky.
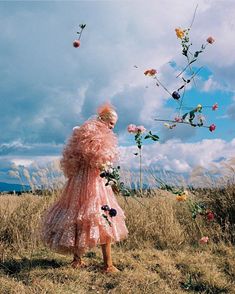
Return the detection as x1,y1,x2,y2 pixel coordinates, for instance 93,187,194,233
1,0,235,184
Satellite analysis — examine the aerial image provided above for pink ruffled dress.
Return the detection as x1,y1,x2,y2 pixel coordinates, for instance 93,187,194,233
41,117,128,255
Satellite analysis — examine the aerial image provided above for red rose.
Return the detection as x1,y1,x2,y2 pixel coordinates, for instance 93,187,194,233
207,211,215,221
212,103,218,111
144,69,157,76
73,40,80,48
209,124,216,132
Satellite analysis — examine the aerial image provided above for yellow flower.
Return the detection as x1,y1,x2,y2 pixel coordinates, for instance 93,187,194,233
196,104,202,112
176,195,187,201
175,28,185,39
176,190,188,201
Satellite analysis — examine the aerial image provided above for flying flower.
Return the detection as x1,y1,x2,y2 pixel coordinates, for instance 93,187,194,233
175,28,185,39
136,125,146,133
127,124,137,133
212,103,218,111
196,104,202,112
209,124,216,132
73,40,80,48
199,236,209,244
174,116,183,122
172,91,181,100
144,69,157,76
207,36,215,44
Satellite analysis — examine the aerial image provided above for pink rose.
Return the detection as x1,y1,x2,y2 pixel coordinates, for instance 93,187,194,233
127,124,137,133
207,36,215,44
209,124,216,132
73,40,80,48
136,125,146,133
199,236,209,244
212,103,218,111
174,116,182,122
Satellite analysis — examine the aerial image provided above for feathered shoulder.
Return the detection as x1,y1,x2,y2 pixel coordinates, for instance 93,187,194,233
60,118,118,178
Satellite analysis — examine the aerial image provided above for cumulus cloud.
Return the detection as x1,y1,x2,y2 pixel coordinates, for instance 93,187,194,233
0,140,31,155
1,0,233,145
226,96,235,120
227,104,235,120
0,141,63,156
118,138,235,173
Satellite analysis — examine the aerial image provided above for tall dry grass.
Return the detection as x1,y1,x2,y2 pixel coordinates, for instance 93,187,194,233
0,184,234,260
1,159,235,293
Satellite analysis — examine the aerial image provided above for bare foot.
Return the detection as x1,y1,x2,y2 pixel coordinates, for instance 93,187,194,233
71,259,86,269
103,265,120,273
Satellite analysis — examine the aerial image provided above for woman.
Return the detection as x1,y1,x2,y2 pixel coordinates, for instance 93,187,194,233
41,102,128,273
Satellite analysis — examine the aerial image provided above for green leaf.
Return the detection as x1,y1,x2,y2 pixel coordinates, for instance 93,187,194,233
194,51,199,58
189,111,195,120
182,112,188,120
152,135,159,140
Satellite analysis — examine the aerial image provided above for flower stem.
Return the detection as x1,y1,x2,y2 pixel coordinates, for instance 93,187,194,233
186,201,204,237
139,147,142,194
154,118,210,129
78,28,84,40
154,77,172,96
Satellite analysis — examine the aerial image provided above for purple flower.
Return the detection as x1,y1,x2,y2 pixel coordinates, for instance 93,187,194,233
109,208,117,217
101,205,110,211
172,91,180,100
100,171,108,178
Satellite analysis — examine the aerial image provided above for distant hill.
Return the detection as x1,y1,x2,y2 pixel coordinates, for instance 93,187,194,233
0,182,30,192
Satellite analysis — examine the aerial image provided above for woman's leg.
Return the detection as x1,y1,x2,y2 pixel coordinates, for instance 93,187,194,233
101,238,119,273
71,248,86,268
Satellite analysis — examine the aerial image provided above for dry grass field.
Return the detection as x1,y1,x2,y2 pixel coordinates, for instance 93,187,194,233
0,186,235,294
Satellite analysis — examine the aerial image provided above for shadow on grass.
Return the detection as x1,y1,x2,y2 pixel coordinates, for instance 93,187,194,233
0,258,66,276
180,273,229,293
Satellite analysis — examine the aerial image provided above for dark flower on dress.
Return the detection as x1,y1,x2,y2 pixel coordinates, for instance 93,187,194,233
109,208,117,217
101,205,110,211
100,171,108,178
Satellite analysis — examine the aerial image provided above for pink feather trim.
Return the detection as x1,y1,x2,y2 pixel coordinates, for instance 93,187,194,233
60,118,118,178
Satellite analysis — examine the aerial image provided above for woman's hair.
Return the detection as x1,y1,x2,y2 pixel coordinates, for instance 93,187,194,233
97,102,118,121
